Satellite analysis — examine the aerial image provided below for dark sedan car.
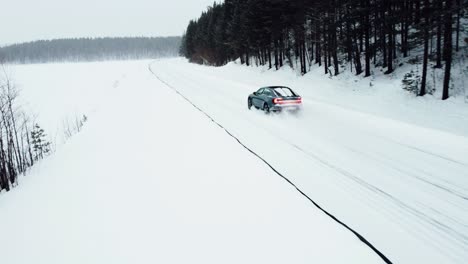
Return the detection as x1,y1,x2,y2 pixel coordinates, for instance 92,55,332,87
248,86,302,112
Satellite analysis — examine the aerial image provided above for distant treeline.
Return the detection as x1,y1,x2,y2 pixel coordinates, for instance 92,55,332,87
181,0,466,100
0,37,181,64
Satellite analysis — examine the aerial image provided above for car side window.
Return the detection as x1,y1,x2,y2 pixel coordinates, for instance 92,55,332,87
257,88,264,95
263,89,272,96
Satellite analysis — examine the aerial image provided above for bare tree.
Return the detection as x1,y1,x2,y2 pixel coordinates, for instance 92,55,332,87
0,65,51,193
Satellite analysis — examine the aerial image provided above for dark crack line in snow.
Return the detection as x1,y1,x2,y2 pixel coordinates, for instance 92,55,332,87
148,62,393,264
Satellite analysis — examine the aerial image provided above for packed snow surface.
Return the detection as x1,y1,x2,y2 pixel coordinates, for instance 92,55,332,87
1,58,468,263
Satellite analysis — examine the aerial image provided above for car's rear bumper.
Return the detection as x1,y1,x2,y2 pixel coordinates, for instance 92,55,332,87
271,104,302,111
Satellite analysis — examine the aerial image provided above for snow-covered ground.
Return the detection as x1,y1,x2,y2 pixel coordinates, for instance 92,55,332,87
1,58,467,263
150,59,468,264
0,60,382,264
11,61,133,144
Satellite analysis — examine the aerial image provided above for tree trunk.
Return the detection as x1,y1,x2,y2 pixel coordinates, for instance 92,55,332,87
310,40,314,63
345,6,353,63
25,124,33,167
353,21,363,75
332,15,339,76
420,0,430,96
274,40,279,70
304,43,307,74
364,0,371,77
435,1,443,68
245,50,250,66
381,4,388,68
386,21,394,73
324,17,329,75
0,132,10,192
268,47,272,69
279,37,284,67
385,0,394,74
455,0,461,52
402,0,409,57
442,0,453,100
316,21,321,66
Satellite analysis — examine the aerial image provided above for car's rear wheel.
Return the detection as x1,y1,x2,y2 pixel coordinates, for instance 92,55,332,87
263,103,270,113
248,98,252,110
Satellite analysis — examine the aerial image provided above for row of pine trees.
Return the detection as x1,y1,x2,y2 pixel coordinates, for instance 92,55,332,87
180,0,466,99
0,37,181,64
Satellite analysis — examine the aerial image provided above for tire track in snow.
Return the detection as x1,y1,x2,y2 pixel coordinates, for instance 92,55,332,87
240,113,468,258
345,145,468,201
148,62,393,264
292,143,468,249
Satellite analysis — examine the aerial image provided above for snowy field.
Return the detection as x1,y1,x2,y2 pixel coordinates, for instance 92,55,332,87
0,58,467,263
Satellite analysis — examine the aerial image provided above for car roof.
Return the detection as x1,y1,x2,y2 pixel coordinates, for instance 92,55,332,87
262,86,291,90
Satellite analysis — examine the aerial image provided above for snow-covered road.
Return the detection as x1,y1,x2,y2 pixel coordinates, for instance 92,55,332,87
149,59,468,264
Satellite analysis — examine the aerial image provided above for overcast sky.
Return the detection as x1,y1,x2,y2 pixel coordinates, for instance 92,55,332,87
0,0,217,46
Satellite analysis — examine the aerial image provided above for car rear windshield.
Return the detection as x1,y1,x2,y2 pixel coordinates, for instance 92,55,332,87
272,87,296,97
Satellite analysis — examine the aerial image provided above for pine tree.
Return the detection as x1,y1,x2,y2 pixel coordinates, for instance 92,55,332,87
180,0,463,100
31,124,50,161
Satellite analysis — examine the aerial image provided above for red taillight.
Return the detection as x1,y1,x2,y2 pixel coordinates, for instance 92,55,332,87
273,97,302,104
273,98,283,104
